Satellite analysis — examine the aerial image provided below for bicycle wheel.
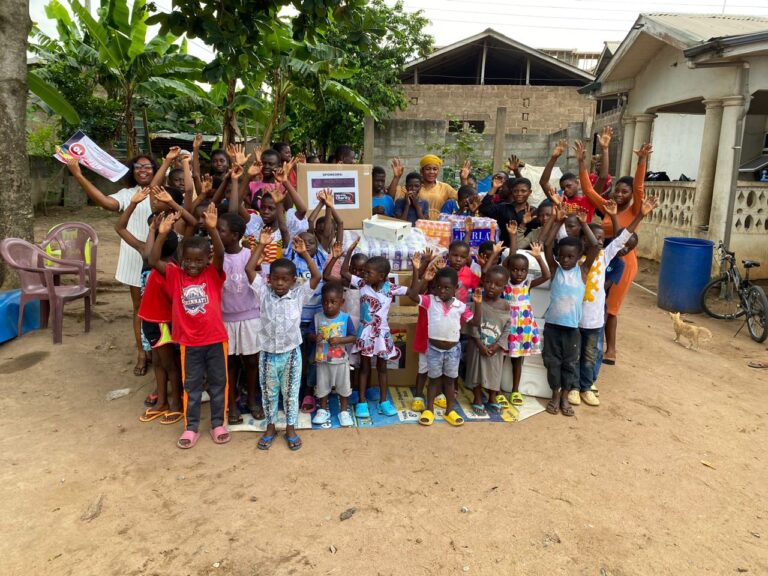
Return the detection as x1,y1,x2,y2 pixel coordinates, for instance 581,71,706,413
746,285,768,343
700,275,743,319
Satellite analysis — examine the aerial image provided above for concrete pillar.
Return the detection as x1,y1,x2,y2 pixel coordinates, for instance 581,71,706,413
630,113,656,173
363,116,374,165
692,99,724,228
618,115,636,176
492,106,508,172
708,96,745,243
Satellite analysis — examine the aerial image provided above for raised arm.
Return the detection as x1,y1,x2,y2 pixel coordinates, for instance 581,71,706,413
245,228,271,284
603,199,620,236
293,236,321,290
577,209,600,281
202,203,224,272
191,133,204,194
501,221,519,269
149,213,179,275
628,195,658,234
575,140,607,210
210,170,231,206
632,143,652,214
483,242,505,276
405,253,424,303
152,186,196,234
229,164,244,213
388,158,404,199
506,154,523,179
529,242,551,288
324,242,343,282
322,190,344,246
151,146,180,188
542,207,563,276
459,160,471,187
306,194,326,234
340,236,360,285
65,157,119,211
115,188,150,254
276,161,307,219
181,155,195,209
593,126,612,195
539,139,566,195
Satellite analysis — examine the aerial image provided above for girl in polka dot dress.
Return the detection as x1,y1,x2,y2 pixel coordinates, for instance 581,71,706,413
504,242,550,406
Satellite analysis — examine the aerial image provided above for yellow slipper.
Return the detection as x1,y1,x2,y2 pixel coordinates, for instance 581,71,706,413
419,409,435,426
434,395,447,409
509,392,524,406
411,396,426,412
444,410,465,427
580,390,600,406
567,390,581,405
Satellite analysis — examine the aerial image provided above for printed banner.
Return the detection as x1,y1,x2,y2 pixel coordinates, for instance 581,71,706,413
54,130,129,182
305,169,360,210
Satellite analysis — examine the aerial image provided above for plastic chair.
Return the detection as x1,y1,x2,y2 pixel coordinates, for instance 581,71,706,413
0,238,91,344
40,222,99,304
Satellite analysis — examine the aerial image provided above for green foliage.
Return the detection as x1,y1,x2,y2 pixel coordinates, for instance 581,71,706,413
285,0,433,155
26,119,59,157
429,117,493,188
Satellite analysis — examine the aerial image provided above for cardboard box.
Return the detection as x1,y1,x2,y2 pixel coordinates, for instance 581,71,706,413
297,163,372,230
387,272,417,307
372,306,419,388
363,215,411,243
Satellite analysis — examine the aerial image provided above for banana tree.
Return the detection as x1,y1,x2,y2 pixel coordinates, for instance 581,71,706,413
30,0,209,157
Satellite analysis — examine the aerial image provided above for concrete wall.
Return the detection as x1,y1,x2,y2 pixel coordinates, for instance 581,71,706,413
394,84,595,136
650,113,705,179
371,119,585,179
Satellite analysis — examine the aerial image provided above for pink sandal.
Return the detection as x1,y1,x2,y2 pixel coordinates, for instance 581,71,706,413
300,395,316,414
210,426,230,445
177,430,200,449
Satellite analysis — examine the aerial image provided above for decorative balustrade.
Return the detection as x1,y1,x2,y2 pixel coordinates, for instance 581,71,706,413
733,182,768,234
644,182,696,229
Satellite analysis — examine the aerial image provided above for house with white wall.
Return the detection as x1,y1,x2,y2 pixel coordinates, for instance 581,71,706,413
582,13,768,277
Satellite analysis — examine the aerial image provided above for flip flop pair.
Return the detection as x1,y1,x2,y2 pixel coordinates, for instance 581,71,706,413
139,408,167,422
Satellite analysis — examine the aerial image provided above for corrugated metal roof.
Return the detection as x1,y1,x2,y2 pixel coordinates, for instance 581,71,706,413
643,13,768,46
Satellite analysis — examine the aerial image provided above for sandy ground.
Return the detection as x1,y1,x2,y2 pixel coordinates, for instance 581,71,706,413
1,207,766,576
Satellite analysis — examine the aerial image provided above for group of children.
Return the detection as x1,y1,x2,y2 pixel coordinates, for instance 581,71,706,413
118,135,657,451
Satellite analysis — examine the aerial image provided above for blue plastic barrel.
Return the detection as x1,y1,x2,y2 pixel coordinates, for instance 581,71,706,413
657,237,714,313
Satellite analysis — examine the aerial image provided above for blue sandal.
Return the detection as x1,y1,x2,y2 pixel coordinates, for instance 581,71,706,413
471,403,487,416
257,434,276,450
285,434,302,451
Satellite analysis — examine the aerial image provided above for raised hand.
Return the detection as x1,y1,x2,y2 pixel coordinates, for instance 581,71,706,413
274,164,288,184
321,188,334,206
522,205,535,225
65,155,82,177
159,212,179,234
434,257,446,270
604,199,618,215
553,139,567,158
555,206,568,222
492,241,505,255
244,236,257,251
165,146,181,162
529,242,542,257
293,235,307,255
202,174,213,196
296,152,307,164
331,241,343,259
460,159,472,181
411,252,422,272
131,187,150,204
506,220,518,237
641,195,659,215
348,235,361,253
547,187,562,206
202,202,218,230
423,265,437,283
227,143,248,166
472,289,483,305
506,154,521,172
598,126,613,149
259,227,273,246
247,155,263,178
491,174,505,191
575,208,588,224
231,163,244,180
634,143,653,159
391,157,404,179
192,133,203,150
572,140,586,162
423,247,435,264
152,186,174,205
477,252,488,268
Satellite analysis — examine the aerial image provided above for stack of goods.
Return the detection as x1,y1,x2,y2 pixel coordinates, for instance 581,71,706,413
437,214,499,252
343,228,445,272
415,219,453,249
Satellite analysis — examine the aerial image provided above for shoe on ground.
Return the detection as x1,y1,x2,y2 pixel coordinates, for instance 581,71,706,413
354,402,370,418
434,394,447,409
312,408,331,425
581,390,600,406
338,410,354,427
591,383,599,397
567,390,581,405
379,399,398,416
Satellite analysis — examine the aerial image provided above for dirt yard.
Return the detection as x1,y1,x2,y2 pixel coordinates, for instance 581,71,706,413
1,207,766,576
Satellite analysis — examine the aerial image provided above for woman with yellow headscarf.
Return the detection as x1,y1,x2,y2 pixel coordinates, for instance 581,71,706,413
389,155,458,220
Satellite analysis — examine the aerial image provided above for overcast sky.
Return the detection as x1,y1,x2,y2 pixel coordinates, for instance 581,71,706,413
29,0,768,58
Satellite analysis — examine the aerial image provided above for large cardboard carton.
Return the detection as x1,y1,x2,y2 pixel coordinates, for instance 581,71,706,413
297,163,372,230
371,306,418,388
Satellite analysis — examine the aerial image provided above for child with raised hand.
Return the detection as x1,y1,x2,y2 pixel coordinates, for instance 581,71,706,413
116,189,182,425
245,187,305,275
150,204,230,449
405,256,482,427
504,241,551,408
308,189,344,254
372,166,395,216
465,265,511,415
341,237,407,419
246,233,321,451
539,139,595,222
541,206,600,417
217,212,264,424
479,178,534,247
571,196,659,408
308,281,357,427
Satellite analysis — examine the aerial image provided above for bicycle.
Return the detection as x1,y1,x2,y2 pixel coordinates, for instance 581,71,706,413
700,241,768,343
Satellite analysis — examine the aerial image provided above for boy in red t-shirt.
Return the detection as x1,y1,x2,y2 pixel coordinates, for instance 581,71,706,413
539,138,596,222
150,204,229,450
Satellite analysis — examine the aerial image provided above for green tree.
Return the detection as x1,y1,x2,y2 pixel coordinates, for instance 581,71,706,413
285,0,433,155
30,0,210,157
148,0,377,148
